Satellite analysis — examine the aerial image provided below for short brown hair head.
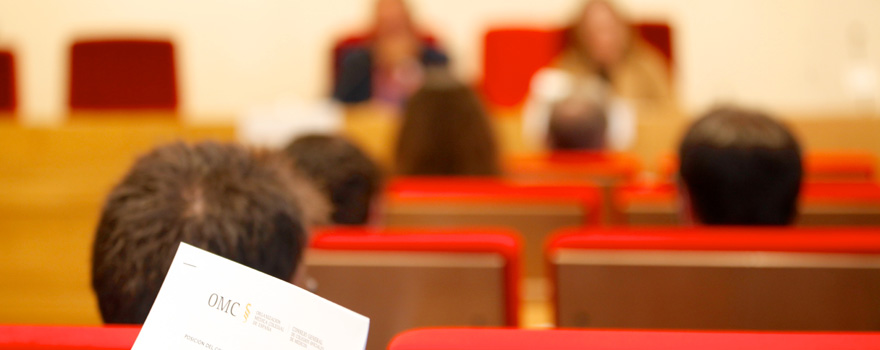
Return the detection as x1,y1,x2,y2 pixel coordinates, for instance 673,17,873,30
92,141,310,324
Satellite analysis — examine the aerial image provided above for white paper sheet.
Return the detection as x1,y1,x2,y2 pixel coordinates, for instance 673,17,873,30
131,242,369,350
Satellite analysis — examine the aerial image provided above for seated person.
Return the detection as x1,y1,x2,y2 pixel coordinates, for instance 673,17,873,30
395,68,500,176
678,107,803,225
546,89,608,150
284,134,383,225
524,0,675,149
333,0,448,106
91,141,326,324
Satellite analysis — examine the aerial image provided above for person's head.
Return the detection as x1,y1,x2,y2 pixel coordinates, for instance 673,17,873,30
678,106,803,225
548,83,608,150
284,135,382,225
92,141,319,324
569,0,632,68
373,0,415,38
395,68,500,176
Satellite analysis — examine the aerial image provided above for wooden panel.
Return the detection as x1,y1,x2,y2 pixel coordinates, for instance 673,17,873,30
305,251,506,350
555,250,880,330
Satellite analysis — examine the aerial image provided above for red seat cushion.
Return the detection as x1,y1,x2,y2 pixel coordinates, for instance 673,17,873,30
0,325,140,350
311,227,522,326
389,328,880,350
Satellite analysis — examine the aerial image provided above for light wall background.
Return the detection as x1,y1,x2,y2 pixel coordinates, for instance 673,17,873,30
0,0,879,123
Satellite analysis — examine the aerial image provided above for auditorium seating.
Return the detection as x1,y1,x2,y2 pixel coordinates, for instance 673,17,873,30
505,151,641,182
305,227,521,350
658,151,877,182
383,177,601,277
69,39,177,111
0,50,16,114
481,22,673,108
388,328,880,350
614,181,880,225
0,325,140,349
548,227,880,330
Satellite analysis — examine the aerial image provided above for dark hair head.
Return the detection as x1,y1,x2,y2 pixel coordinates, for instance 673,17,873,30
284,135,382,225
395,69,500,176
548,95,607,150
92,141,312,324
679,106,803,225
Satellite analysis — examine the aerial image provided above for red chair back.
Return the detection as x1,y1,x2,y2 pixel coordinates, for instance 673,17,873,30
0,51,16,113
614,180,880,226
389,328,880,350
0,325,140,349
307,227,521,350
481,22,673,108
384,177,601,277
69,39,177,111
659,151,877,181
548,227,880,330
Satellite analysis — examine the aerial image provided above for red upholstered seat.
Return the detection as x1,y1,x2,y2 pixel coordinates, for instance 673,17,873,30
480,22,673,108
659,151,877,181
547,227,880,330
614,180,880,225
69,39,177,111
308,227,521,350
505,151,642,182
0,50,16,114
388,328,880,350
548,226,880,254
311,226,521,325
0,325,140,349
386,177,601,221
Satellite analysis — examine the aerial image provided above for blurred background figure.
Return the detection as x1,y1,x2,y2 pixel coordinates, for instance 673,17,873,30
285,134,383,226
678,106,803,226
333,0,448,108
395,68,500,176
523,0,676,150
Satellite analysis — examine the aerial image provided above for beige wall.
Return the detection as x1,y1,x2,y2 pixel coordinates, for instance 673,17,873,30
0,0,878,123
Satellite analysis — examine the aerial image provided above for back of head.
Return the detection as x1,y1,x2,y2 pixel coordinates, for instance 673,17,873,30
548,92,608,150
679,107,803,225
92,141,310,324
395,68,500,176
284,135,382,225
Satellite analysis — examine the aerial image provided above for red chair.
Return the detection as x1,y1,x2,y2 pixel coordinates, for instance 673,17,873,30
69,39,177,111
306,227,521,350
505,151,642,182
480,22,673,108
0,325,140,349
547,227,880,330
0,50,16,114
659,151,877,182
383,177,601,277
614,180,880,226
389,328,880,350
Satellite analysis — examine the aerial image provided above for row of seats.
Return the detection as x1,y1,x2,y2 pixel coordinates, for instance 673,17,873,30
0,23,671,114
2,226,878,349
3,326,878,350
383,172,880,277
305,226,880,350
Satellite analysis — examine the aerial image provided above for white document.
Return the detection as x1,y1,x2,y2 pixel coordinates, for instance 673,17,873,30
131,243,369,350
